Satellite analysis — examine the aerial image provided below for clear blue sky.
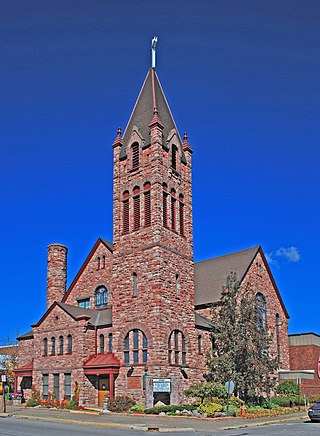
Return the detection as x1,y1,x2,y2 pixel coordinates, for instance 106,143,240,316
1,0,319,342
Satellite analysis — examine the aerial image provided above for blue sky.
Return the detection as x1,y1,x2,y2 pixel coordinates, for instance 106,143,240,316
1,0,319,342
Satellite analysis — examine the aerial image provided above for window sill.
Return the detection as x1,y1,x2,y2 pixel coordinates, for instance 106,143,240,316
42,354,48,357
66,352,72,355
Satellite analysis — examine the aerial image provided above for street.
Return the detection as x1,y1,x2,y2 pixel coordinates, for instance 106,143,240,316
0,416,319,436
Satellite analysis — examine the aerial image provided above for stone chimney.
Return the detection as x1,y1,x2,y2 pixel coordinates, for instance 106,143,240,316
46,243,68,309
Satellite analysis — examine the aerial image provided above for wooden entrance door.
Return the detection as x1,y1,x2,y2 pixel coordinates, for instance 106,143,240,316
98,376,110,406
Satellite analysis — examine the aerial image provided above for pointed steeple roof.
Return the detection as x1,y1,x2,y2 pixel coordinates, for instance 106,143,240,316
119,68,186,163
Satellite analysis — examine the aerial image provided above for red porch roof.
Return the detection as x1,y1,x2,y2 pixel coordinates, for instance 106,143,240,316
83,353,120,375
14,359,33,377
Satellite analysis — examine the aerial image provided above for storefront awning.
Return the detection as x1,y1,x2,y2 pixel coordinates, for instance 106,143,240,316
83,353,120,375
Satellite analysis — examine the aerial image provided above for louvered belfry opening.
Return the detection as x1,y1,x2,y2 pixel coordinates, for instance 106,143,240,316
179,194,184,236
163,183,168,227
144,182,151,226
171,144,178,170
123,190,129,234
171,189,176,231
132,142,139,169
133,186,140,231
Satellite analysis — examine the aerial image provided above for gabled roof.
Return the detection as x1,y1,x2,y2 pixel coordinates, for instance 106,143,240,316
194,246,289,318
195,313,213,331
120,68,186,163
83,352,121,375
17,330,34,341
62,237,113,303
31,301,112,328
14,359,33,376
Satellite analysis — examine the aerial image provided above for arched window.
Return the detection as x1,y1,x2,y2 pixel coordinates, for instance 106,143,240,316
108,333,113,352
67,334,72,354
171,189,176,231
179,194,184,236
276,313,280,364
43,338,48,356
168,330,186,366
198,335,202,354
59,336,64,355
133,186,140,231
133,272,138,296
171,144,178,170
51,337,56,355
131,142,139,169
123,191,130,234
95,286,108,308
97,256,101,270
256,293,266,331
100,334,105,353
123,329,148,364
163,183,168,227
144,182,151,226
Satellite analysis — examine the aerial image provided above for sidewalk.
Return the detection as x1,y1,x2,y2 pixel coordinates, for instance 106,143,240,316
0,405,309,433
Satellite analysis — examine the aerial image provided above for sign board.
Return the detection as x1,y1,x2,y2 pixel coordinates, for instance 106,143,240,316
225,380,235,395
127,376,142,390
1,375,6,382
153,378,171,393
278,370,314,381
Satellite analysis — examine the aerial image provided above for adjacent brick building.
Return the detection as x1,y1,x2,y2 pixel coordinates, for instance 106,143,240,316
15,62,290,407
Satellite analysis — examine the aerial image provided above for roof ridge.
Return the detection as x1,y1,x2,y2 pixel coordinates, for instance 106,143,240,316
195,246,260,265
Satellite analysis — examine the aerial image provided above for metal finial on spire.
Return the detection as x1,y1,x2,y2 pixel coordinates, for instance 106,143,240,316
151,36,158,69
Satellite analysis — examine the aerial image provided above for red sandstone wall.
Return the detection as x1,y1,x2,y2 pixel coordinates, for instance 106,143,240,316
290,344,320,395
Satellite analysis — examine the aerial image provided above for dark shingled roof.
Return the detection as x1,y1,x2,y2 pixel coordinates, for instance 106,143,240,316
195,313,213,330
194,246,260,307
17,330,34,341
120,68,186,163
56,302,112,327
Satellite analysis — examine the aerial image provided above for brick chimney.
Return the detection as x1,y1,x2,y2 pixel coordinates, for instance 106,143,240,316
46,243,68,309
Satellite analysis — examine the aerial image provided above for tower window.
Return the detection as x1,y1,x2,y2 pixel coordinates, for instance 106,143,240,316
179,194,184,236
132,142,139,169
133,272,138,296
198,335,202,354
163,183,168,227
133,186,140,231
95,286,108,308
171,144,178,170
123,329,148,365
123,191,130,234
171,189,176,231
144,182,151,226
168,330,186,366
100,334,105,353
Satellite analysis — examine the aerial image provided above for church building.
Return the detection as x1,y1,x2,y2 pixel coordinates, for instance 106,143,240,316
15,45,290,407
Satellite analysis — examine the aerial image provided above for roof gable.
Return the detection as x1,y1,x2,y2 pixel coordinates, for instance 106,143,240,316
62,237,112,303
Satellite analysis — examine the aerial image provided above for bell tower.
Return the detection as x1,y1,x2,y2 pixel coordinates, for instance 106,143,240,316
111,41,202,404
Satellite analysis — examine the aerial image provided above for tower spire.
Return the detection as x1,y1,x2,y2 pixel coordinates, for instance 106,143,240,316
151,36,158,69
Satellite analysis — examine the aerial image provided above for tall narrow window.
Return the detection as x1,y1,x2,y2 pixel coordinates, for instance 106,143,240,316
124,334,130,364
108,333,113,352
171,144,178,170
43,338,48,356
43,374,49,400
276,313,281,364
97,256,101,270
123,191,130,234
67,334,72,354
144,182,151,226
51,337,56,355
198,335,202,354
256,293,266,331
175,274,180,295
168,330,186,366
132,142,139,169
133,329,139,363
100,334,105,353
163,183,168,227
59,336,64,355
133,186,140,231
53,374,60,400
64,373,71,400
179,194,184,236
171,189,176,231
133,272,138,296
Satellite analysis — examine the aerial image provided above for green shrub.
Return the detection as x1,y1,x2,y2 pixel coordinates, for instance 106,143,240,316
271,395,298,407
229,396,244,408
66,398,78,410
129,404,146,412
197,402,223,417
26,399,39,407
185,382,227,403
224,404,237,416
145,405,194,414
276,381,298,395
307,394,320,405
108,396,136,413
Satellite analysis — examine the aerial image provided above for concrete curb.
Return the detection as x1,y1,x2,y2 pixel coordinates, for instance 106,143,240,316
223,414,308,430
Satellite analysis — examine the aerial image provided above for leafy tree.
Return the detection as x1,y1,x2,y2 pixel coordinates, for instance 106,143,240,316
0,340,19,386
206,272,278,403
184,382,227,403
276,381,298,395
